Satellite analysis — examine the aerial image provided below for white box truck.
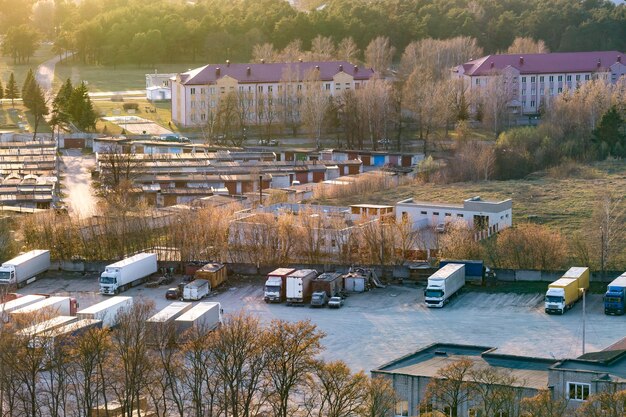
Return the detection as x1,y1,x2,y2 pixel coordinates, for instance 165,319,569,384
424,263,465,308
0,250,50,287
77,296,133,328
99,253,158,295
286,269,317,305
175,302,222,335
182,279,210,301
11,296,80,320
35,319,103,351
146,301,193,345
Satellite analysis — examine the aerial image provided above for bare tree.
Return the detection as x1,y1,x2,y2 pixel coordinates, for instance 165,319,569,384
357,76,393,149
403,68,439,140
520,389,570,417
314,360,368,417
309,35,335,61
400,37,483,80
423,358,474,417
252,43,276,63
279,64,302,135
278,39,303,62
592,192,625,273
336,37,359,63
480,69,516,137
301,68,331,149
506,37,549,54
468,366,522,417
364,36,395,74
361,376,398,417
97,145,142,191
576,384,626,417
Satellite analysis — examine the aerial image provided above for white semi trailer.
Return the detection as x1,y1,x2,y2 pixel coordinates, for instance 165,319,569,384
175,302,222,335
0,250,50,287
77,296,133,328
424,263,466,308
99,253,158,295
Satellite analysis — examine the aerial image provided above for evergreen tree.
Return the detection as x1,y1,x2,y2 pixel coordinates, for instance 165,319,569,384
5,72,19,107
0,79,4,103
22,68,35,109
593,106,626,158
27,82,49,140
68,82,97,131
53,78,73,113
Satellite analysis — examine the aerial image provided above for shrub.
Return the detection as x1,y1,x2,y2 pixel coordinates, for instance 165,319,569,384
123,102,139,111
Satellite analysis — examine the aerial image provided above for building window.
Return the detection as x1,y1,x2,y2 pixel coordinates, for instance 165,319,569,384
190,88,196,94
531,76,535,82
539,76,544,82
210,100,215,108
445,213,451,217
468,409,482,417
576,74,580,81
522,100,526,107
331,239,336,247
457,214,464,218
258,86,263,92
355,82,360,89
220,87,225,93
567,75,572,81
210,87,215,94
190,101,195,108
475,79,480,86
433,212,439,216
395,401,408,416
585,74,590,80
549,75,554,82
325,83,331,90
402,212,408,220
200,113,206,121
558,87,562,93
420,211,427,215
521,76,526,82
530,100,535,107
568,382,590,401
268,85,273,92
558,75,563,82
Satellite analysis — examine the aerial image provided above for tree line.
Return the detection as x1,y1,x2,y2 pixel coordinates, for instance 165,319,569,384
0,0,624,67
0,303,396,417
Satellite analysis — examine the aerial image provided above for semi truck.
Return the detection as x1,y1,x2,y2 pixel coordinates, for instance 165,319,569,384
34,319,102,351
439,259,495,283
11,296,79,321
183,279,210,301
76,296,133,328
175,302,222,335
18,316,78,338
311,272,343,307
424,263,465,308
0,250,50,287
146,301,193,345
286,269,317,305
604,274,626,315
99,253,158,295
545,267,590,314
264,268,296,303
0,294,47,318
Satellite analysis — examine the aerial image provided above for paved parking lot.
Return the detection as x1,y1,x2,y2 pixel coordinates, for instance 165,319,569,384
18,272,626,372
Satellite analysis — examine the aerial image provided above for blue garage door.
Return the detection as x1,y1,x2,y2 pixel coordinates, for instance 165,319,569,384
373,155,385,166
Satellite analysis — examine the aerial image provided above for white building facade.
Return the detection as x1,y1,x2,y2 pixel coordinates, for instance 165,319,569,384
454,51,626,115
171,61,374,127
396,196,512,238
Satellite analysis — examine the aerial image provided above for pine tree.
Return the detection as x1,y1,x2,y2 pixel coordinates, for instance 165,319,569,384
593,106,626,158
5,72,19,107
0,79,4,104
68,82,97,131
22,69,35,109
28,82,49,140
53,78,73,114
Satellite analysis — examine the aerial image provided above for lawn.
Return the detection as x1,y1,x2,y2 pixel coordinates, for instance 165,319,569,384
0,43,56,87
53,62,200,93
93,98,173,134
0,104,51,134
316,160,626,238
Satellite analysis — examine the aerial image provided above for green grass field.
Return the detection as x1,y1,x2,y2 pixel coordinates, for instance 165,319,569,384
317,160,626,238
0,104,51,134
53,62,200,92
0,43,56,87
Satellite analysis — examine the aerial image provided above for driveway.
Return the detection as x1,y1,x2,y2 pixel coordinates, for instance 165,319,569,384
61,149,99,218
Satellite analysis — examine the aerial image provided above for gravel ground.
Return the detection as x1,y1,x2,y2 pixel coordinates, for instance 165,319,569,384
17,272,624,372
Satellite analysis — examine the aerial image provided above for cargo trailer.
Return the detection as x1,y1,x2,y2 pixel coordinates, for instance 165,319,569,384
264,268,295,303
182,279,210,301
604,273,626,315
146,301,193,345
175,302,222,335
0,250,50,287
193,263,227,289
11,296,79,321
100,253,158,295
286,269,317,305
545,267,589,314
77,296,133,328
424,264,465,308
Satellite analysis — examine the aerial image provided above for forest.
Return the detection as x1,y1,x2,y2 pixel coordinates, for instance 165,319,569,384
0,0,624,67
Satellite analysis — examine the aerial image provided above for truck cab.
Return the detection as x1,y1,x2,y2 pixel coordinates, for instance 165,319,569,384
424,283,445,308
0,266,15,285
545,288,566,314
99,269,119,295
311,291,328,307
604,288,625,315
264,276,283,303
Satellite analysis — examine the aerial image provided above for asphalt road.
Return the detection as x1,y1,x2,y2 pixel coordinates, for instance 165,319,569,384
60,149,99,218
18,273,626,372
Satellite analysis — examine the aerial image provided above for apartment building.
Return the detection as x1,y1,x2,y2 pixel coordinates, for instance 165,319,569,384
171,61,374,127
454,51,626,115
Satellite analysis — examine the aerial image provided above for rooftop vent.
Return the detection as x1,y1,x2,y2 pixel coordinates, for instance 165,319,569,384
315,65,320,71
339,64,343,72
597,58,601,67
434,350,448,356
261,58,265,64
215,67,221,77
226,59,230,67
618,55,622,63
354,65,358,73
519,56,524,65
299,58,303,63
246,67,251,76
490,61,495,68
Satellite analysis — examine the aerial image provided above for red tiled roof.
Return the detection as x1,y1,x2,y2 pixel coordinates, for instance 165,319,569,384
178,61,374,85
461,51,625,76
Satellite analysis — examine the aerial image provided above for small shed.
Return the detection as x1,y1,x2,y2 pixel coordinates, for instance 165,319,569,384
146,86,171,101
343,271,367,292
194,262,227,289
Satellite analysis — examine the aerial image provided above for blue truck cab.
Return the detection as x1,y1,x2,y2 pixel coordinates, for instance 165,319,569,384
604,275,626,315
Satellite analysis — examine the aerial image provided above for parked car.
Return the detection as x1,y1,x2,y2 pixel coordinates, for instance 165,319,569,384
328,296,344,308
165,288,181,300
258,139,279,146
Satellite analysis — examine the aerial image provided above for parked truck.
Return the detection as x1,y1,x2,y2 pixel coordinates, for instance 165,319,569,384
146,301,193,344
77,296,133,328
18,316,78,338
194,263,227,289
11,296,79,321
286,269,317,305
0,250,50,288
100,253,158,295
182,279,210,301
311,272,343,307
604,273,626,315
439,259,495,283
264,268,296,303
175,302,222,335
0,294,46,318
545,267,590,314
424,263,465,308
35,319,102,351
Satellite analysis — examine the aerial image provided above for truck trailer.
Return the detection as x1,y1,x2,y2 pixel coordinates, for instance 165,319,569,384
11,296,79,321
175,302,222,336
35,319,103,351
0,294,47,319
424,263,465,308
99,253,158,295
146,301,193,345
286,269,317,305
0,250,50,288
264,268,296,303
18,316,78,338
311,272,343,307
182,279,210,301
545,267,590,314
77,296,133,328
604,274,626,315
439,259,494,282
